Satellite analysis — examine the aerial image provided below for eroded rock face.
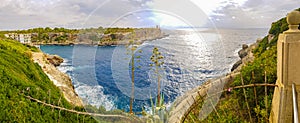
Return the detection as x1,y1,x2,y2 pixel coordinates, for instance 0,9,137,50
231,43,257,72
32,52,83,107
46,55,64,67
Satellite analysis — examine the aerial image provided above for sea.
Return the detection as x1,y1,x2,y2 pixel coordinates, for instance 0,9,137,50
40,28,268,113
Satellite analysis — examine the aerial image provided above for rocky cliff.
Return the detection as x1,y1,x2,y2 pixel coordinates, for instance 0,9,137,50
98,28,165,46
32,52,83,106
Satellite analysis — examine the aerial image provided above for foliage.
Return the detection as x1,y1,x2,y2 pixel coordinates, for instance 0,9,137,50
1,27,136,44
150,47,165,107
125,33,142,114
1,27,79,44
142,94,168,123
104,27,134,34
0,39,132,122
184,8,300,122
268,17,288,36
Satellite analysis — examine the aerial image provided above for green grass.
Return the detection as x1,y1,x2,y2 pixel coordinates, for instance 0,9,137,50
0,38,98,122
0,38,141,122
0,38,140,122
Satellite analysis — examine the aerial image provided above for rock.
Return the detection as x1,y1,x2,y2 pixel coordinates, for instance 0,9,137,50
231,60,242,72
256,38,263,43
268,34,275,43
46,55,64,67
238,49,247,59
242,44,248,50
32,52,83,106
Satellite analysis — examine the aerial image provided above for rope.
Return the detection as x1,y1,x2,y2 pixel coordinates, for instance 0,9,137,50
25,96,142,122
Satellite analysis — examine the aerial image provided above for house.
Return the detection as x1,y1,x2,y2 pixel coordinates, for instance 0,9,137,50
5,33,31,44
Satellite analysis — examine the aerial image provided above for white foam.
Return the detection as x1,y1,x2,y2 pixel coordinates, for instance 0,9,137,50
74,83,115,111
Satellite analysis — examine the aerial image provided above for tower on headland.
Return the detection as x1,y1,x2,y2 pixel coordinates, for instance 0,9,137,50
270,10,300,123
156,25,160,29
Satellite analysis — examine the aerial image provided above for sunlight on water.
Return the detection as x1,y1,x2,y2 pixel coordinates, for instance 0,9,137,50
41,28,267,112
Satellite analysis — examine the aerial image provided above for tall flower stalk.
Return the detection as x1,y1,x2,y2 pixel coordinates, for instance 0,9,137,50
150,47,164,106
126,32,141,114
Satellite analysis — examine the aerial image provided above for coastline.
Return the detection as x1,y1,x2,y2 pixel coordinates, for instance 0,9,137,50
32,34,169,47
168,36,264,122
31,32,168,108
31,52,83,107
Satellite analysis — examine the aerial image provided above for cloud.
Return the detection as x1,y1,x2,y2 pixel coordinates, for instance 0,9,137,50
209,0,300,28
0,0,87,29
0,0,299,30
0,0,152,30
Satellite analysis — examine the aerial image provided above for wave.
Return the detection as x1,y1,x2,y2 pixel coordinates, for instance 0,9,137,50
74,83,115,110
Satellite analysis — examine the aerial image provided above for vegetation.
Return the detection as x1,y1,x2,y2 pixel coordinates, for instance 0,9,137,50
104,27,134,34
150,47,165,106
0,37,137,122
142,94,168,123
125,33,142,114
139,47,168,123
184,8,300,122
0,38,95,122
1,27,138,44
1,27,79,44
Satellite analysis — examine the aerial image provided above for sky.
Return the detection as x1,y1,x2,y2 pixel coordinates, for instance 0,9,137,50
0,0,299,30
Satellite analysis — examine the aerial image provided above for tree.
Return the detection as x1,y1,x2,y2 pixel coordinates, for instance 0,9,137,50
45,27,52,32
150,47,164,106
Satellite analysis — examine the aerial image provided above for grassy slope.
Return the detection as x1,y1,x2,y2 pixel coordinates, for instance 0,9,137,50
0,38,97,122
184,8,300,123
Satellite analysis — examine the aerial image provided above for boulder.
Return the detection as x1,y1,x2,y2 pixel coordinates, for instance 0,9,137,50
238,49,248,59
256,38,263,43
231,60,242,72
47,55,64,66
242,44,248,50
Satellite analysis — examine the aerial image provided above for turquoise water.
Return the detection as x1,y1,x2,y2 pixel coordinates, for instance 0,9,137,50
41,28,267,113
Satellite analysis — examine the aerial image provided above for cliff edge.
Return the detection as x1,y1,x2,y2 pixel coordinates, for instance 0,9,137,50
32,52,83,106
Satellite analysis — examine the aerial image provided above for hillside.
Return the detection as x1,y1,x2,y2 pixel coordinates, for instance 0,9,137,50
0,38,98,122
0,37,144,122
184,8,300,122
1,27,165,46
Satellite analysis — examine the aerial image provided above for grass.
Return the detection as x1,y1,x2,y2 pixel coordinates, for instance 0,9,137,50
0,38,136,122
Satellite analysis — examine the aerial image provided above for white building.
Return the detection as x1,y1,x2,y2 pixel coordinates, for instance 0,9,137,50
5,33,31,44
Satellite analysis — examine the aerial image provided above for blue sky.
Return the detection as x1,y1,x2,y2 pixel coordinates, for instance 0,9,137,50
0,0,299,30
